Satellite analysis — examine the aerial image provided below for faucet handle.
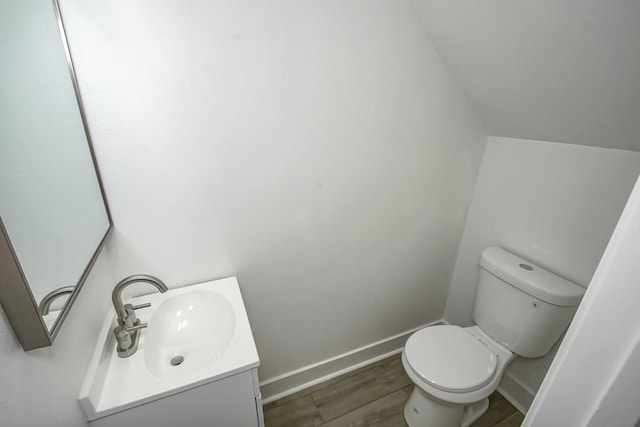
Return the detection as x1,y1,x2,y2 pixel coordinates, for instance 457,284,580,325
120,302,150,327
126,322,147,332
132,302,151,310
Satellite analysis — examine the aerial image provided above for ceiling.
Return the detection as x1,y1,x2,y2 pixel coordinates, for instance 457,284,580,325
410,0,640,152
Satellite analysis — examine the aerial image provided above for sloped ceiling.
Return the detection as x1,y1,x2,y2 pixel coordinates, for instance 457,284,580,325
410,0,640,152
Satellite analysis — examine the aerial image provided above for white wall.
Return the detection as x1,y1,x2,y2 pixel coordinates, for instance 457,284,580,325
524,175,640,426
445,136,640,408
0,248,115,427
58,0,486,381
410,0,640,152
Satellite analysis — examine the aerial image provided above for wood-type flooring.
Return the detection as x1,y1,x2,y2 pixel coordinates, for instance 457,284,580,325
264,354,524,427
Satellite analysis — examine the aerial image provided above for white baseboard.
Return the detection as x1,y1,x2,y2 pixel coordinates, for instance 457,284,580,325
497,371,536,415
259,320,441,404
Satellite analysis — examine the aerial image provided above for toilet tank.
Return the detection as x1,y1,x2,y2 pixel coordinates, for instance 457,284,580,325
472,247,585,358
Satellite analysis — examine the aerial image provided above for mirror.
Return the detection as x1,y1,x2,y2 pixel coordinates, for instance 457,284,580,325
0,0,112,350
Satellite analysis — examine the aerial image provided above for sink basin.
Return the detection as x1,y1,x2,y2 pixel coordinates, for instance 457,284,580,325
79,277,259,421
144,290,235,378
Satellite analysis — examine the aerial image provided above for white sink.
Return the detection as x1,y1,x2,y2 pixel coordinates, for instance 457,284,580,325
79,277,259,421
144,289,236,379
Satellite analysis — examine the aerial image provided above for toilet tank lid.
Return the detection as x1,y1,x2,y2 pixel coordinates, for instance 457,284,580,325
480,247,585,306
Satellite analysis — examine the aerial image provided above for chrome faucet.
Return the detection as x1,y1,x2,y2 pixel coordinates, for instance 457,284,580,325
112,274,168,358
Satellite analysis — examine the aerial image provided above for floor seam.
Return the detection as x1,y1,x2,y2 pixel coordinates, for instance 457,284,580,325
314,385,408,425
306,359,388,406
487,408,517,426
315,390,404,426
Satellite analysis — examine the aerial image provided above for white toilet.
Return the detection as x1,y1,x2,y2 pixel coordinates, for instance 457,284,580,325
402,246,585,427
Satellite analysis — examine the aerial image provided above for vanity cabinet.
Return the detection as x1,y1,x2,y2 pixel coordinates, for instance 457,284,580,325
89,368,264,427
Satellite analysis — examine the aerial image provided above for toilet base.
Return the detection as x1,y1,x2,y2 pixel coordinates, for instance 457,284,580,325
404,386,489,427
461,398,489,427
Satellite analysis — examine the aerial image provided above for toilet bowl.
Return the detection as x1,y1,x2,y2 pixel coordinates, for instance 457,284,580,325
402,325,514,427
401,247,585,427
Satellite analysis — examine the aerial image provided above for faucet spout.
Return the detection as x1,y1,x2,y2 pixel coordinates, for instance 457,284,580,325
112,274,168,322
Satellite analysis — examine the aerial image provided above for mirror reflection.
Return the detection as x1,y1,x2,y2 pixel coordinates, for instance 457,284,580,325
0,0,111,336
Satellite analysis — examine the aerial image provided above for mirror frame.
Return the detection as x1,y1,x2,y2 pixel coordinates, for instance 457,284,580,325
0,0,112,351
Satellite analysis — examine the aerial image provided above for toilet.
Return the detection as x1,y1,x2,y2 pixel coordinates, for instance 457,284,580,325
402,246,585,427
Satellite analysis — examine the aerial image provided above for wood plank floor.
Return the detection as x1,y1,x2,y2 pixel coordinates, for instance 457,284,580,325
263,354,524,427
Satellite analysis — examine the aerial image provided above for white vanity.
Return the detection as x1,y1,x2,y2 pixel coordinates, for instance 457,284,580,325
79,277,264,427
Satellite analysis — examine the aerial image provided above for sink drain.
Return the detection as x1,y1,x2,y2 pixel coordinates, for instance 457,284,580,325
170,355,184,366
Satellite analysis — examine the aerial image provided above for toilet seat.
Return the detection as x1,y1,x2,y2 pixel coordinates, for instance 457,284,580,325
404,325,498,393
